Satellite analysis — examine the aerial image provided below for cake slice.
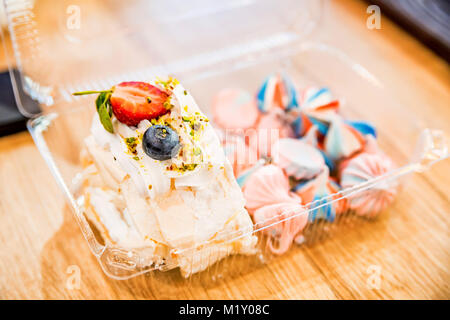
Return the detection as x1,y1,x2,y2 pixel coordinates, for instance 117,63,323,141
74,77,257,276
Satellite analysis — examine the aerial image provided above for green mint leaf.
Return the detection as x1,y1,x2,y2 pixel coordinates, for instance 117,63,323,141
108,99,113,117
72,88,115,133
95,92,106,111
96,92,114,133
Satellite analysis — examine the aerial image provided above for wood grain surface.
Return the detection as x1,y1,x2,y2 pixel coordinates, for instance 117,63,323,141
0,0,449,300
369,0,450,61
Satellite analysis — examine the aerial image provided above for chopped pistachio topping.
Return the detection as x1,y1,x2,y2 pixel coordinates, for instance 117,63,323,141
125,137,138,155
181,113,209,142
150,115,173,128
155,76,180,90
193,147,202,156
166,163,198,173
163,96,174,110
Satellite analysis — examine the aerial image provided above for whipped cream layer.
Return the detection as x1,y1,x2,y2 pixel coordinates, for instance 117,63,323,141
77,78,257,276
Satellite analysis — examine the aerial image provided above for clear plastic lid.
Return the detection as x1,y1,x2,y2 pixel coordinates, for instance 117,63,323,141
6,0,448,280
2,0,322,116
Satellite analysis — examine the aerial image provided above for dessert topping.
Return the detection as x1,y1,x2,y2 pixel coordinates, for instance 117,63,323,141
142,125,181,161
125,137,138,155
73,81,173,130
110,82,171,126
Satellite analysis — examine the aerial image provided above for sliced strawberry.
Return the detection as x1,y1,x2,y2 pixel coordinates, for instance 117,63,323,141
110,81,170,126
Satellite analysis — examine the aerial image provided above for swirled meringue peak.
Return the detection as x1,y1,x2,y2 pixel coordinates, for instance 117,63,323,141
340,149,397,218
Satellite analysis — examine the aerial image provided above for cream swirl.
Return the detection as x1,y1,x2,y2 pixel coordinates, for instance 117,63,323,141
88,79,227,199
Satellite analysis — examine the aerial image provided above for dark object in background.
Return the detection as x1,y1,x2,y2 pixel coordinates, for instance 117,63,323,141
368,0,450,62
0,69,40,137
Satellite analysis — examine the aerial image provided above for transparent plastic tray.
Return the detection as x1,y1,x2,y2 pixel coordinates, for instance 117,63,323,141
2,0,448,280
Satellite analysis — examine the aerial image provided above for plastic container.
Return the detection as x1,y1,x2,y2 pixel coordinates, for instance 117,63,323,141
2,0,448,280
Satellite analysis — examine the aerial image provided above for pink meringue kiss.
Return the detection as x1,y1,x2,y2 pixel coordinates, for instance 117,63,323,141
290,86,340,137
247,108,294,157
306,101,340,134
256,73,299,113
338,134,379,173
212,88,260,131
298,87,336,110
222,135,258,177
340,150,397,218
236,158,267,188
272,138,325,180
241,164,307,254
293,168,348,222
253,202,308,255
302,124,320,147
324,116,365,161
242,164,301,212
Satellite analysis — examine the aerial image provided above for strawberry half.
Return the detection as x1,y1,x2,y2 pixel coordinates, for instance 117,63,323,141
110,81,171,126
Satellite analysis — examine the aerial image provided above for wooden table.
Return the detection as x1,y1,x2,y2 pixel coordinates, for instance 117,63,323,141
0,0,449,299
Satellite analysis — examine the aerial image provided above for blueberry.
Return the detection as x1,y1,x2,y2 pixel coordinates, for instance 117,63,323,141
142,125,181,160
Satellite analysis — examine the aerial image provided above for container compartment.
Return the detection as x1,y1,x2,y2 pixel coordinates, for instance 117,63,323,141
3,0,448,280
27,46,448,279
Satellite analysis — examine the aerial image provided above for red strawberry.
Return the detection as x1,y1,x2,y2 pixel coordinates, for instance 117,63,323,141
110,81,171,126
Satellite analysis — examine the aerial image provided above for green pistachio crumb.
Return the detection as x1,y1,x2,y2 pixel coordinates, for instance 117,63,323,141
125,137,138,155
193,147,201,156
